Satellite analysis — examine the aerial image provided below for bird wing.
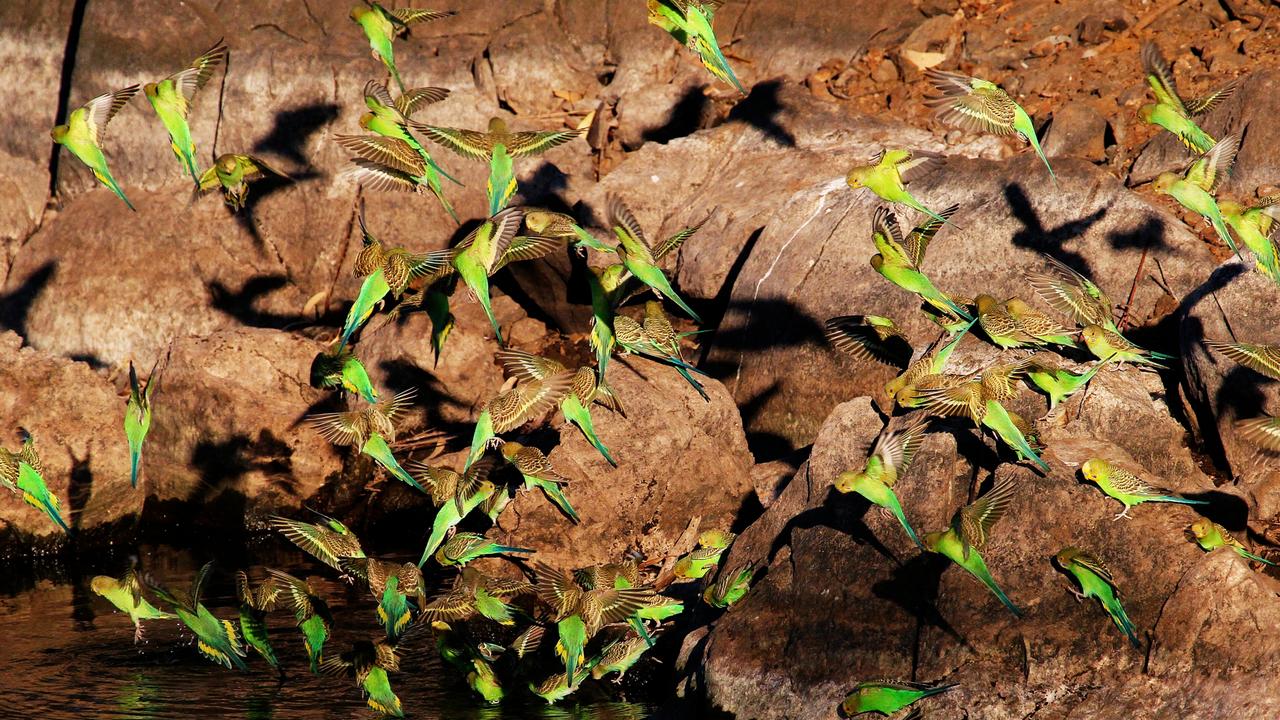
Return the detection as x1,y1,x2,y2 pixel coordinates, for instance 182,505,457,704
652,218,707,261
504,127,587,158
1107,466,1173,498
1237,415,1280,451
607,194,650,249
395,87,450,117
1206,341,1280,380
490,372,574,434
266,569,316,616
980,361,1027,402
882,414,929,478
871,206,909,259
391,8,455,26
83,85,141,144
1185,78,1239,116
957,475,1016,552
1028,254,1112,327
307,409,367,446
1185,133,1239,193
495,349,567,382
535,563,583,618
362,79,399,111
271,516,344,569
345,158,424,194
169,40,227,107
417,125,493,160
916,381,984,422
241,154,291,180
1069,549,1116,588
375,387,418,427
824,315,912,369
924,69,1015,134
583,587,657,633
190,561,214,606
335,134,426,176
894,150,945,183
493,235,563,273
1140,41,1188,114
905,204,958,267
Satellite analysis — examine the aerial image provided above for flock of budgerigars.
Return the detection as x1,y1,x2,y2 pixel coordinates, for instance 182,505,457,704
8,0,1280,717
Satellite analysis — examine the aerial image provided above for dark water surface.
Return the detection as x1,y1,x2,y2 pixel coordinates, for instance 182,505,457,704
0,537,655,720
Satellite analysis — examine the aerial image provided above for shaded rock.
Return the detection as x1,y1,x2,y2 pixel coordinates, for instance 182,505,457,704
708,154,1214,452
702,393,1263,719
142,327,338,528
494,354,755,569
1180,260,1280,510
1044,103,1108,162
0,331,138,544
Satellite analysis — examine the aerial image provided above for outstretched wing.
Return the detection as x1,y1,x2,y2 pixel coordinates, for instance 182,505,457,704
923,69,1016,135
168,39,228,109
1185,133,1239,193
82,85,141,144
956,475,1016,553
905,204,959,267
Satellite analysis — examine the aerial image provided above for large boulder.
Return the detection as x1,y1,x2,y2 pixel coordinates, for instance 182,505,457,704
706,154,1216,452
700,394,1274,719
0,331,138,545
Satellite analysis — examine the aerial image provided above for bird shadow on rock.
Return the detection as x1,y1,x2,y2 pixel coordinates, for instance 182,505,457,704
1108,216,1168,252
230,170,319,250
208,273,344,330
641,84,713,146
252,102,340,167
377,358,482,441
516,160,572,210
727,78,796,148
0,261,56,339
697,225,767,364
66,447,94,534
870,551,970,648
1005,183,1107,275
763,483,900,573
170,432,297,534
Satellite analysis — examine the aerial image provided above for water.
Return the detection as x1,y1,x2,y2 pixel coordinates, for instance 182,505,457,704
0,540,655,719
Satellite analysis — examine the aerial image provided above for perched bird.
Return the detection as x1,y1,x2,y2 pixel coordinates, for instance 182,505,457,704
974,294,1038,349
266,569,333,673
338,79,458,221
322,639,404,717
307,388,423,492
342,557,426,642
90,568,176,643
607,195,702,322
587,263,629,375
270,510,366,574
310,344,378,403
144,40,227,186
646,0,745,93
885,320,975,408
703,561,756,608
1003,297,1080,347
839,680,956,717
847,150,955,227
234,571,282,674
1023,354,1110,409
413,457,499,565
1206,339,1280,380
149,562,248,670
592,628,660,681
921,476,1023,616
869,206,971,321
916,363,1050,472
51,84,140,209
195,153,289,211
465,372,574,471
0,434,68,532
1219,196,1280,281
1081,325,1170,369
834,415,928,547
1152,133,1241,257
123,358,160,488
1139,41,1236,154
434,531,534,567
924,68,1056,184
535,563,655,680
614,301,710,401
1237,415,1280,452
338,200,451,347
420,116,590,215
1187,518,1275,566
499,440,581,523
825,315,913,369
349,2,455,92
1080,458,1208,520
498,349,622,467
1055,547,1139,648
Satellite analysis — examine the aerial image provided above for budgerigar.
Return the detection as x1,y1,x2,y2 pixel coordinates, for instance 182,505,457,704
840,680,957,717
1187,518,1275,566
144,40,227,186
647,0,746,94
1080,458,1208,520
922,475,1023,616
90,568,176,643
1152,133,1241,257
1055,547,1140,647
834,414,929,547
149,562,248,670
847,149,955,226
869,206,971,321
51,84,140,209
1139,41,1237,154
349,2,455,92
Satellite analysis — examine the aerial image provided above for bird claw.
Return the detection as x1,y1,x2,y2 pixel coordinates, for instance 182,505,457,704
1067,587,1086,602
1112,508,1132,521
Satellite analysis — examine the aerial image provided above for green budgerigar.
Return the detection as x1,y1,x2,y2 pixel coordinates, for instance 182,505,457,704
267,569,333,674
917,363,1050,472
925,67,1056,184
342,557,426,643
647,0,746,93
322,639,404,717
869,206,971,321
1139,41,1237,154
464,372,574,471
1080,458,1208,520
1081,324,1171,369
90,568,176,643
535,563,654,680
310,344,378,403
498,349,622,466
434,531,534,567
607,194,702,322
847,149,955,227
614,301,710,400
834,414,929,547
1152,133,1241,257
825,314,913,369
499,440,581,523
0,435,69,532
270,509,366,572
195,153,289,211
149,562,248,670
1055,547,1140,648
144,40,227,186
703,561,756,609
349,2,455,92
922,476,1023,616
235,571,283,674
1188,518,1275,566
840,680,957,717
308,388,423,492
51,84,140,209
1024,354,1111,409
123,358,159,488
412,458,499,564
1220,196,1280,282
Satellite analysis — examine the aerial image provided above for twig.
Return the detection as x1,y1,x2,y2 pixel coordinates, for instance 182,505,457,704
1119,246,1150,329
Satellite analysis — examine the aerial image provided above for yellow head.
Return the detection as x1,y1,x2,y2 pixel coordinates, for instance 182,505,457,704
358,112,375,130
50,124,68,143
487,117,506,134
215,154,239,173
1137,104,1156,123
845,165,869,189
833,470,860,493
1054,547,1081,567
1080,458,1107,484
974,294,1001,314
349,5,366,22
1080,324,1104,346
1004,297,1032,315
143,82,160,100
1152,172,1178,194
1189,519,1211,540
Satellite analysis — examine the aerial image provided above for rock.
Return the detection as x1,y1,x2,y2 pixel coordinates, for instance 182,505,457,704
0,331,138,545
1044,103,1108,162
494,352,756,570
141,326,339,529
707,154,1215,453
701,393,1267,719
1180,260,1280,510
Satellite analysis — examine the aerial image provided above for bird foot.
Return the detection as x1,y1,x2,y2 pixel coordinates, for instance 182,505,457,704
1067,587,1086,602
134,623,144,645
1112,508,1132,521
875,506,896,523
